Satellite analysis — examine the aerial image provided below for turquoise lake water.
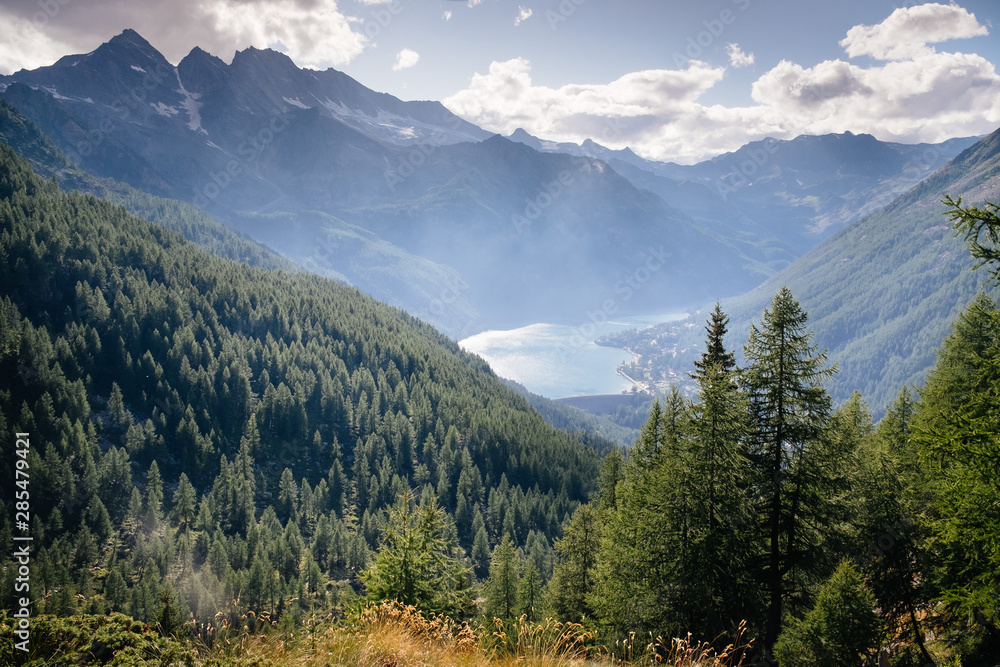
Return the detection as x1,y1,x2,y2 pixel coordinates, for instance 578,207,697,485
459,313,686,398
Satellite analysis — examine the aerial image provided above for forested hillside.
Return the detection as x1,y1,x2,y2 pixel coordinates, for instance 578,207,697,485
0,98,298,274
2,138,999,666
0,141,601,636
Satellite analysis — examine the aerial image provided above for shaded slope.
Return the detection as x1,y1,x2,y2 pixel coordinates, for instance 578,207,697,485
603,127,1000,414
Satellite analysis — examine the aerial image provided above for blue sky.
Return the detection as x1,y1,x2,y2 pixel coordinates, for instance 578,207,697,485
1,0,998,162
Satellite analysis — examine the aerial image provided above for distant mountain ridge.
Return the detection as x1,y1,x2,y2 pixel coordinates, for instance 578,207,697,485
0,29,799,335
508,127,979,254
602,126,1000,415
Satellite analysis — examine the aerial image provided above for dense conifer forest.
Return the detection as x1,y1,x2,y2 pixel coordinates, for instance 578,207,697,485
1,141,999,666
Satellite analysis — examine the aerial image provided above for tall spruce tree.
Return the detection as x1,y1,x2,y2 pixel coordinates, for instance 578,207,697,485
742,287,836,655
686,305,755,637
690,302,737,379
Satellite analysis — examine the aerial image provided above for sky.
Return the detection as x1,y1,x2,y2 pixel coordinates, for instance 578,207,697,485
1,0,999,163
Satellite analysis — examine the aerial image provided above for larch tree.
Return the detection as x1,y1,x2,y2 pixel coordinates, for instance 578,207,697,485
484,534,521,621
363,490,471,617
589,392,696,640
911,292,1000,630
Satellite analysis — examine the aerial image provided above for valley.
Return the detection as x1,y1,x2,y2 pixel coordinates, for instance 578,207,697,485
2,12,1000,665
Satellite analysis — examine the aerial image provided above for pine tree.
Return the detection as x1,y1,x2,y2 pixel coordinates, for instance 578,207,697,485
743,287,836,655
484,534,521,621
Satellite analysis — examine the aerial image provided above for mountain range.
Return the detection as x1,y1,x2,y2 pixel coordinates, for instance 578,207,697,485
602,127,1000,415
0,29,976,339
3,28,999,422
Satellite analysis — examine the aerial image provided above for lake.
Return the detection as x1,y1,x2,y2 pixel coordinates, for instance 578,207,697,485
459,313,686,398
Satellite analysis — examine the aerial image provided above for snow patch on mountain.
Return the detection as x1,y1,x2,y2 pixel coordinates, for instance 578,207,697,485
174,70,206,134
283,97,309,109
152,102,179,117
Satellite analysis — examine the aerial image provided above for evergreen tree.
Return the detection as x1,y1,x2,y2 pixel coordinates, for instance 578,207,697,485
590,395,693,639
742,287,836,655
945,196,1000,281
690,302,737,379
144,461,164,531
278,467,298,523
595,446,623,513
684,307,755,638
548,504,601,623
774,560,882,667
106,381,131,438
912,292,1000,630
483,534,521,621
171,472,197,528
471,524,491,580
518,561,543,622
363,490,471,617
855,389,935,665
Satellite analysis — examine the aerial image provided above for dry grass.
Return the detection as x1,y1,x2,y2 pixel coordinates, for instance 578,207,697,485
608,621,753,667
185,603,751,667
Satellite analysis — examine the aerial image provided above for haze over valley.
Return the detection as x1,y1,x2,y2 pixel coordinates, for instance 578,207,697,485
1,25,995,402
3,3,1000,663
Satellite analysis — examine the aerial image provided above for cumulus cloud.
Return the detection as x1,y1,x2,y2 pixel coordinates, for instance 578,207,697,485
514,6,533,26
0,0,368,75
392,48,420,71
840,3,988,60
443,10,453,21
0,8,78,74
446,4,1000,163
444,58,729,160
726,43,755,68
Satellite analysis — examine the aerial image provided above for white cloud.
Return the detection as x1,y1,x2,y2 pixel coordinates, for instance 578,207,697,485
443,10,453,21
444,58,729,161
392,48,420,71
197,0,367,69
726,43,755,68
0,0,369,74
840,3,988,61
0,9,78,75
514,6,533,26
445,5,1000,163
